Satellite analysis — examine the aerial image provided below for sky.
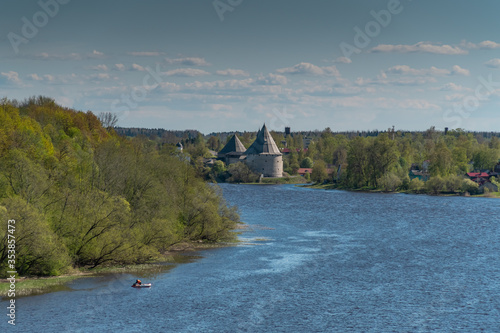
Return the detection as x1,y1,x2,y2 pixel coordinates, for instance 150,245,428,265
1,0,500,133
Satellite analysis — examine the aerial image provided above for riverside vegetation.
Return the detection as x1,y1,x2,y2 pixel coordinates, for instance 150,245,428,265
0,97,240,279
292,127,500,195
118,125,500,193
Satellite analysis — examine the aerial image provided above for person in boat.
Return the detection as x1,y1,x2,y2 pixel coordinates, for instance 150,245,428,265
135,279,141,286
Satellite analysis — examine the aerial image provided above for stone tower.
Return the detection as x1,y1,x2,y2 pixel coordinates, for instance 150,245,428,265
218,134,246,165
244,124,283,178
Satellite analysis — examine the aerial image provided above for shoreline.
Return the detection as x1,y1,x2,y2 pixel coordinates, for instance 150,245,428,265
301,183,500,198
0,241,238,298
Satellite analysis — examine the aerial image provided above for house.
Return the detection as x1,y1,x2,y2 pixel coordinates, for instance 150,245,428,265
409,170,430,181
298,168,312,176
466,172,491,185
409,161,430,181
297,167,335,177
281,147,308,155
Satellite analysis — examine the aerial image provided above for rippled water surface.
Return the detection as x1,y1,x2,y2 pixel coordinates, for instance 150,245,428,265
3,184,500,332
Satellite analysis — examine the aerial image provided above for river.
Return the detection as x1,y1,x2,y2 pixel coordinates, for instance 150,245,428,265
2,184,500,332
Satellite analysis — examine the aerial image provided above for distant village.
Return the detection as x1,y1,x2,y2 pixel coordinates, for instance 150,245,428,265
115,125,500,194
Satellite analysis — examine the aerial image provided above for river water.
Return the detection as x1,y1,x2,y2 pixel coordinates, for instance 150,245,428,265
2,184,500,332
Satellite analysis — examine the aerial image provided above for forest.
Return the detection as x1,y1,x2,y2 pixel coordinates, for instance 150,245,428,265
169,126,500,194
280,127,500,193
0,97,239,277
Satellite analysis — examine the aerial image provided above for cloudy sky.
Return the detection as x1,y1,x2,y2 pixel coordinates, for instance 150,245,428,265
1,0,500,133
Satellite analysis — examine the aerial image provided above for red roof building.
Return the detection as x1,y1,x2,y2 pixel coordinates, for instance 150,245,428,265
298,168,313,176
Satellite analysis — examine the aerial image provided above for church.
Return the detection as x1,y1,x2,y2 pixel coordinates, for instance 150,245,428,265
218,124,283,178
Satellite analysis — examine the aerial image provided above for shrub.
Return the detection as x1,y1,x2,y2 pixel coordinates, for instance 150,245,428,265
377,172,402,192
426,176,445,194
461,178,479,194
409,178,425,193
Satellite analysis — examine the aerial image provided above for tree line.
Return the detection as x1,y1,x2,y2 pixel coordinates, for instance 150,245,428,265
0,97,239,277
280,127,500,193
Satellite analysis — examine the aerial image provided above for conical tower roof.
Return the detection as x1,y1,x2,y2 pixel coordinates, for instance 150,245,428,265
219,134,246,155
245,124,281,155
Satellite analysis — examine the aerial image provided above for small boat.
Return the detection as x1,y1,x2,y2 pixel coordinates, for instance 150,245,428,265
131,283,152,288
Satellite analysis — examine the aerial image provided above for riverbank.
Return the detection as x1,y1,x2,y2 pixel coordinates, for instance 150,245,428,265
0,241,239,298
302,183,500,198
227,175,308,185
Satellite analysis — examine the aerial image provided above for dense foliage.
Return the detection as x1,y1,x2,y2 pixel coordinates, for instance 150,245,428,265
274,127,500,194
0,97,239,277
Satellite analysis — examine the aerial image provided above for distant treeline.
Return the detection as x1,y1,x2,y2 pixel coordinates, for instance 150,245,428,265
0,97,239,277
114,127,201,144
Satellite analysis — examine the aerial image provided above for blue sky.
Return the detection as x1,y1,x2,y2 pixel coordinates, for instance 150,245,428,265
1,0,500,133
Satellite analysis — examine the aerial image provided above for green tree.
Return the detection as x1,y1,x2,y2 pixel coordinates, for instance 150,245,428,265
311,160,328,183
0,198,70,276
428,141,453,176
409,178,425,193
346,137,370,188
426,176,445,194
378,172,402,192
472,145,498,170
300,157,313,168
227,162,259,183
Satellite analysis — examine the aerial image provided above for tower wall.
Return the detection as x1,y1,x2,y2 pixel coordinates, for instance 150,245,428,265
244,154,283,178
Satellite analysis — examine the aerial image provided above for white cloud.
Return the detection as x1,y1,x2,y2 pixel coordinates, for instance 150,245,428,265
335,57,352,64
1,71,22,85
451,65,470,76
115,64,125,71
131,63,147,71
35,50,105,60
256,73,288,85
276,62,340,76
435,83,471,92
29,73,43,81
128,51,162,56
211,104,233,111
485,58,500,68
165,57,211,66
385,65,469,76
158,82,181,92
86,73,112,81
445,93,466,102
164,68,210,77
215,69,250,77
356,71,437,86
370,42,468,55
462,40,500,49
37,52,81,60
43,74,56,82
183,78,254,92
88,64,109,71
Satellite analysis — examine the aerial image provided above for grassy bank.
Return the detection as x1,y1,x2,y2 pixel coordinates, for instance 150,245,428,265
232,175,308,185
0,275,81,298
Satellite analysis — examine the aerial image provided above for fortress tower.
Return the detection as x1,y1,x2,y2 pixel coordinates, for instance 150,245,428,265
218,134,246,165
243,124,283,178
